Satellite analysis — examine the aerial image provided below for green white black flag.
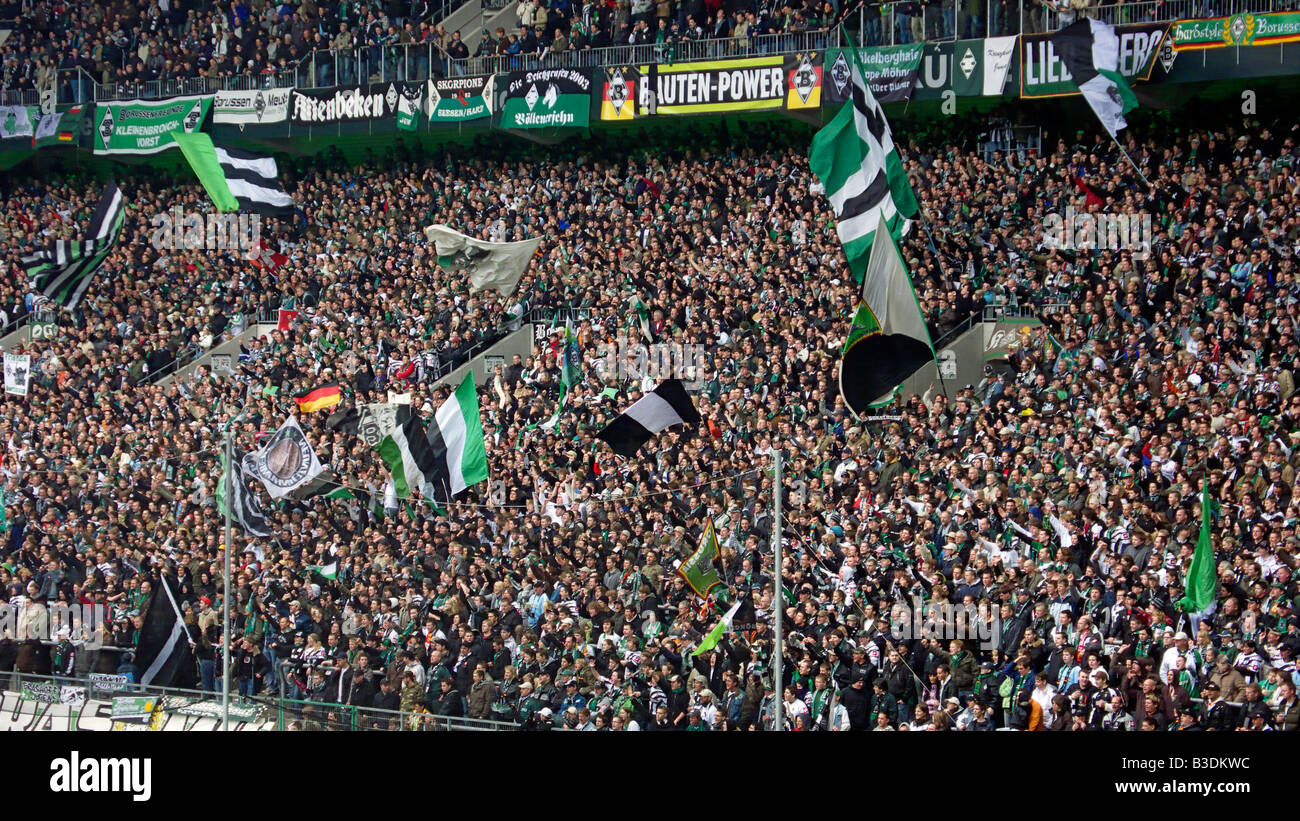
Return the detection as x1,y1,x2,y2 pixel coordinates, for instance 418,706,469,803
425,224,542,297
1050,19,1139,138
809,29,919,282
838,226,933,414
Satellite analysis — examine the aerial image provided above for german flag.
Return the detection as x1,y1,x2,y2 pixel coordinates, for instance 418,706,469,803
294,384,342,413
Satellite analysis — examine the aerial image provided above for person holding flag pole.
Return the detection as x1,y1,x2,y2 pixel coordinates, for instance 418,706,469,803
1178,477,1219,636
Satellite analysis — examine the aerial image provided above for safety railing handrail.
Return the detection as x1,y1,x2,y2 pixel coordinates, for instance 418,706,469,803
4,669,519,731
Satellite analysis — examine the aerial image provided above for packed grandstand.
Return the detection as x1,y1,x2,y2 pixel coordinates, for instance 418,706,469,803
0,0,1298,734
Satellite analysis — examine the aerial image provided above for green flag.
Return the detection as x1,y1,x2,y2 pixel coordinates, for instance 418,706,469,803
171,131,240,212
1178,478,1217,616
678,521,724,597
308,562,338,580
693,600,742,657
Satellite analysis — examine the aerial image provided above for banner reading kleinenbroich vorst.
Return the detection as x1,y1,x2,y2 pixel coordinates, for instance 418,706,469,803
502,69,591,129
93,95,211,155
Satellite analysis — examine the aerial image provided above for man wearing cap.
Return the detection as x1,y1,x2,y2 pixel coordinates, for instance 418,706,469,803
1158,631,1199,683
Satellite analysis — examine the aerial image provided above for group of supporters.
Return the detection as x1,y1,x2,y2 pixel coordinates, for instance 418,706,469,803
1,98,1299,730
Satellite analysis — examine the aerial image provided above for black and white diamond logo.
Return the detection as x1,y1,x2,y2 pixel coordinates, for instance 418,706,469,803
960,48,976,80
182,100,203,131
98,107,115,143
830,52,850,96
1158,37,1177,73
254,90,266,120
385,83,398,112
608,68,628,114
792,54,817,104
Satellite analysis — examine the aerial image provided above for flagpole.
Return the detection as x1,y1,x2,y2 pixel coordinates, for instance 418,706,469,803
772,446,783,733
222,421,233,733
1110,136,1151,188
221,403,248,733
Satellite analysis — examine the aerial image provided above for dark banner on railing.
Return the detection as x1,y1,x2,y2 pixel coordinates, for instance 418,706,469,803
1020,22,1168,98
501,68,591,129
824,43,924,105
214,88,291,126
396,82,427,130
289,83,401,125
93,95,212,155
634,55,788,115
429,75,495,123
599,66,638,121
1171,11,1300,50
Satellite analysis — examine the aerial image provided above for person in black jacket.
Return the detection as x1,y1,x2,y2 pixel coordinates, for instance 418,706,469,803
840,674,872,731
435,677,464,717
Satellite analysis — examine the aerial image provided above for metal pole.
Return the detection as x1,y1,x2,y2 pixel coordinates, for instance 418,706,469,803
222,423,233,732
772,447,783,732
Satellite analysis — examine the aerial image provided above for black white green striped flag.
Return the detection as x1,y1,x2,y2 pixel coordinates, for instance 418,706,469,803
809,29,919,282
1050,19,1138,138
20,182,126,309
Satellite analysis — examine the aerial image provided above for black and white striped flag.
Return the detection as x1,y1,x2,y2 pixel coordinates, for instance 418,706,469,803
216,448,272,537
20,182,126,309
137,571,196,687
216,145,294,216
596,379,701,458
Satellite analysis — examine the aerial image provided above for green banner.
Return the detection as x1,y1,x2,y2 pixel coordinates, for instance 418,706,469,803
825,43,924,104
1171,11,1300,50
395,82,426,131
1020,22,1167,98
429,76,494,123
93,95,212,155
501,68,591,130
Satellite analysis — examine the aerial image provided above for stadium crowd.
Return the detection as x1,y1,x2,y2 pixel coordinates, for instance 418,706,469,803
0,0,1172,100
1,104,1299,731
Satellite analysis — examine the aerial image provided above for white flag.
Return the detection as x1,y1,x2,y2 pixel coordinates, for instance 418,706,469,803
425,224,542,297
242,415,324,499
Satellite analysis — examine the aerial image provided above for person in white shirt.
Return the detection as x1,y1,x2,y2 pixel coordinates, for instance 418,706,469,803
1159,631,1199,682
1031,672,1057,713
782,687,808,729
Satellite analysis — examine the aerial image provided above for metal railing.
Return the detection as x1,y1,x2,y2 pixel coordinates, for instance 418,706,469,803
3,669,518,731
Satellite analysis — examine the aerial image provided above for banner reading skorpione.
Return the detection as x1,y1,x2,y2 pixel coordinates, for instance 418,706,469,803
824,44,924,104
93,95,212,155
214,88,291,126
429,75,495,123
502,69,590,129
289,83,401,125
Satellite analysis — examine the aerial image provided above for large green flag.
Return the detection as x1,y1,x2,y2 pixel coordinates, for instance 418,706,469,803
678,520,724,597
1178,478,1218,616
171,131,240,211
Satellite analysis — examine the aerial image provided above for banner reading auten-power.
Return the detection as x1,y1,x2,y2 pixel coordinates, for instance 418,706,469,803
502,69,591,129
429,75,494,123
290,83,401,125
824,43,924,105
1021,22,1168,98
635,56,786,115
213,88,291,126
1171,11,1300,50
93,95,212,155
